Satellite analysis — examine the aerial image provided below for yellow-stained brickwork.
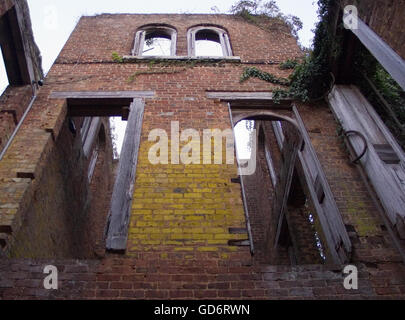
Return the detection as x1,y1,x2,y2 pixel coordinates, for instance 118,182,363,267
128,140,248,254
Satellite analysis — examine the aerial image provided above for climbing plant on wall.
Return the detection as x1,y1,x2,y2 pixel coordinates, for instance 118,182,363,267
232,0,341,103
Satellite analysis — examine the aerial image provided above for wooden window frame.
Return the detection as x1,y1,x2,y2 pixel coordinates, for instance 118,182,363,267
132,26,177,57
187,26,233,57
329,85,405,246
349,17,405,91
208,92,352,264
50,91,154,252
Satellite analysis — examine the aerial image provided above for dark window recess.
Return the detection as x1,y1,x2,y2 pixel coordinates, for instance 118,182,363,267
374,144,400,164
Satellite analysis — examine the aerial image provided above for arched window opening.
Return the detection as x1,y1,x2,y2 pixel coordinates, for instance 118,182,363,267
195,29,223,57
234,120,255,160
133,26,177,57
188,26,232,57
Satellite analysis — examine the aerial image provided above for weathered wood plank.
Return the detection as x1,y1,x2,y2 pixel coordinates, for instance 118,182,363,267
374,144,400,164
14,1,35,84
50,91,155,99
328,85,405,229
229,104,254,254
272,121,285,150
273,133,300,247
82,117,101,158
207,92,274,100
293,105,351,264
105,99,145,252
351,18,405,91
232,111,299,130
264,142,277,187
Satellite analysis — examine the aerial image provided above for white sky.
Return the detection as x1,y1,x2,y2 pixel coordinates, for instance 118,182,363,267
0,1,320,157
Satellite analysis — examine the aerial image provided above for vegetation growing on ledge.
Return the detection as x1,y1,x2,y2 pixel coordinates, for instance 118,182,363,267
240,67,290,86
112,51,124,63
279,59,299,70
230,0,303,39
234,0,405,147
234,0,340,103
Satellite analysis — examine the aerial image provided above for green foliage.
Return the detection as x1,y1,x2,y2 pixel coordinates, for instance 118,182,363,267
279,59,299,70
230,0,303,39
235,0,339,103
282,0,340,102
240,67,290,86
111,51,124,63
232,0,404,147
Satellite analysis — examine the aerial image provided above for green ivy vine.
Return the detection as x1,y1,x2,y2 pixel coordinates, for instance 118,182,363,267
240,67,290,86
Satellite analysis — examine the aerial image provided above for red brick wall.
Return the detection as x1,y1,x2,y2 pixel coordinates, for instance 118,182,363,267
58,14,301,64
1,257,404,299
0,85,32,151
6,116,114,259
0,13,404,299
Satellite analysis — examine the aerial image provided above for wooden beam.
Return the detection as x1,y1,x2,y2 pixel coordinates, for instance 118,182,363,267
351,18,405,91
229,105,254,254
49,92,154,117
232,110,300,133
68,103,130,118
105,99,145,252
273,131,300,248
207,91,274,100
328,85,405,228
82,117,101,158
0,5,36,85
0,10,23,85
293,105,351,264
206,92,292,108
50,91,155,99
13,2,35,84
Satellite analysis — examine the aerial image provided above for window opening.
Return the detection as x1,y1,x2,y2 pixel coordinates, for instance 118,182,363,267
133,26,177,57
234,120,254,161
195,30,223,56
0,48,8,94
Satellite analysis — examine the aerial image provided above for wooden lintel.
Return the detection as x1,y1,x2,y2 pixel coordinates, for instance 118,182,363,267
50,91,155,99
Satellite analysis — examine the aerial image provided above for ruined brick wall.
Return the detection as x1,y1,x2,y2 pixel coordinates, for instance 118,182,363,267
296,102,405,265
0,13,404,300
1,257,405,299
5,116,114,259
0,85,32,151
